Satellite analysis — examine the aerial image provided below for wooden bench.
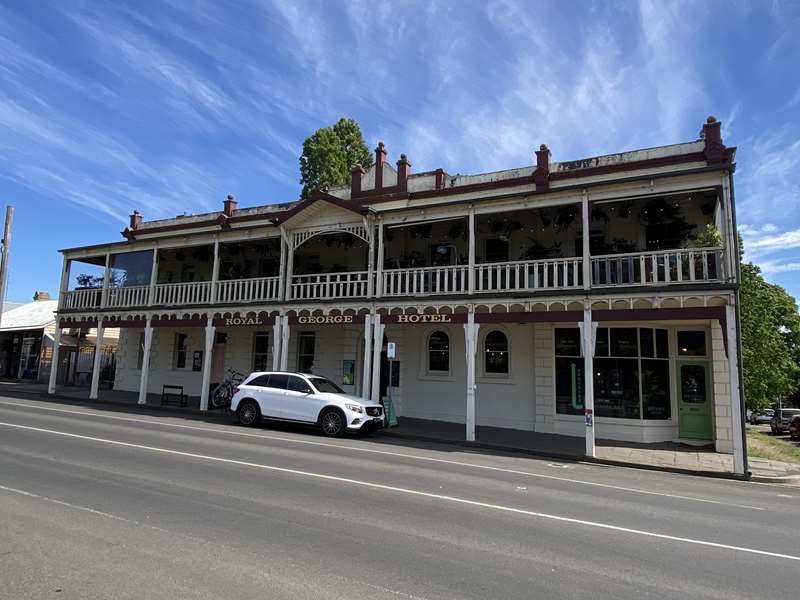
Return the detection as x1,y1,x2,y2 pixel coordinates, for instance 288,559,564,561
161,384,188,407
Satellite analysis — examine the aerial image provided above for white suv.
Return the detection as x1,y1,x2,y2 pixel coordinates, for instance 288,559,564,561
230,371,385,437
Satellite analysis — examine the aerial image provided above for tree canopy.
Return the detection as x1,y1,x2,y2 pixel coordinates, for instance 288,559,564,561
740,240,800,411
299,118,373,199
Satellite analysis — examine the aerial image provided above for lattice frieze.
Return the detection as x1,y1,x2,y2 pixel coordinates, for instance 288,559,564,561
291,224,369,249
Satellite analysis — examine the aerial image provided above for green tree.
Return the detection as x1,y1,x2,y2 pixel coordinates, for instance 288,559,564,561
299,118,373,199
740,240,800,411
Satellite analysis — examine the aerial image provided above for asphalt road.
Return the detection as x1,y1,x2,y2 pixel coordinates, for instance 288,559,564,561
0,396,797,600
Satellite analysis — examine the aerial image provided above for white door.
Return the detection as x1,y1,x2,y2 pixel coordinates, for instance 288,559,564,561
282,375,320,422
249,373,287,418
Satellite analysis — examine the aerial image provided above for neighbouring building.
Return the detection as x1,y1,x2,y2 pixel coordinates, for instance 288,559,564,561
50,117,746,473
0,293,117,385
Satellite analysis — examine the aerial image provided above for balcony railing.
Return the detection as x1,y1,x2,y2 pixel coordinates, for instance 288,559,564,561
217,276,280,304
383,265,468,296
290,271,370,300
475,258,583,293
591,247,723,287
106,285,150,308
62,288,102,310
58,248,727,311
153,281,212,306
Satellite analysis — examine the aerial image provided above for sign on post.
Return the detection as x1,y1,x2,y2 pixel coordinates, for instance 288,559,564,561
387,341,396,359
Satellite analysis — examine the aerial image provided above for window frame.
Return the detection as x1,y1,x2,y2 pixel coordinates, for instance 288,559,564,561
252,331,270,372
554,325,674,422
480,328,511,379
297,332,316,374
426,330,451,375
173,333,188,370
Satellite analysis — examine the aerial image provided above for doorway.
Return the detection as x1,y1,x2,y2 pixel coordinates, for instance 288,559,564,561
677,362,712,440
211,333,227,386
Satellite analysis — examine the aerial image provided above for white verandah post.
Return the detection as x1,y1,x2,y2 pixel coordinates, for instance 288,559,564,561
278,231,288,302
57,256,71,311
726,302,746,475
48,324,62,394
199,316,215,411
581,193,591,290
376,220,385,298
361,314,373,397
468,208,475,295
370,314,384,402
100,253,111,308
272,315,283,371
89,320,105,400
581,305,596,457
365,216,375,298
464,311,479,441
138,318,154,405
279,315,290,371
210,240,220,304
148,248,158,306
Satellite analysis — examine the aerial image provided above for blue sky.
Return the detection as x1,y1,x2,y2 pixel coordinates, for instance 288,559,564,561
1,0,799,303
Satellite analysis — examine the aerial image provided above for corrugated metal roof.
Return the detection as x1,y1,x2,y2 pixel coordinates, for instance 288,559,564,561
0,300,57,332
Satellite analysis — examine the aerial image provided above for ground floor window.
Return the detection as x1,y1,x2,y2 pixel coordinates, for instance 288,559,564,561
298,332,315,373
428,331,450,372
173,333,188,369
555,327,671,420
484,330,509,374
253,332,269,371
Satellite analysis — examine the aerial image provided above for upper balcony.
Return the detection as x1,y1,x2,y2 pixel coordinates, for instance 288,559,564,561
59,190,728,312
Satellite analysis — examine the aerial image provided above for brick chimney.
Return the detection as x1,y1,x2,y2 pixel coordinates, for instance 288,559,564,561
396,154,411,192
702,116,725,164
33,291,51,301
351,162,366,195
223,193,237,217
129,210,142,230
374,142,388,190
434,168,446,190
533,144,550,191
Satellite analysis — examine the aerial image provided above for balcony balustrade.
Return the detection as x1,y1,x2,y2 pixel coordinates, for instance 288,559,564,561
59,248,726,311
382,265,468,297
591,247,723,287
290,271,370,300
153,281,212,306
105,285,150,308
474,257,583,293
216,276,281,304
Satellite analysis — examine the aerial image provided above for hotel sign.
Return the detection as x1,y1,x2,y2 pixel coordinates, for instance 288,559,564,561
384,313,466,324
296,315,354,324
213,315,275,327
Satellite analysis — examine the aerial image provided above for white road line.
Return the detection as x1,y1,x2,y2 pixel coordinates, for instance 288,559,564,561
0,482,431,600
1,419,796,563
0,399,766,511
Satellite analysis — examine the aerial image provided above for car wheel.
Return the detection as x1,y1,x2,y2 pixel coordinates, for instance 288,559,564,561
320,408,346,437
237,399,261,427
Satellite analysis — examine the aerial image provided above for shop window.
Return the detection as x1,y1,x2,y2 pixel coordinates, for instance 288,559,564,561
253,332,270,372
298,332,315,374
556,327,670,420
484,330,509,374
677,331,706,356
173,333,188,369
428,331,450,372
555,328,584,416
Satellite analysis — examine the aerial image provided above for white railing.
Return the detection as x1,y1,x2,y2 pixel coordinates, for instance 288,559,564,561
216,276,280,303
382,265,468,296
61,288,102,310
105,285,150,308
290,271,370,300
475,258,583,292
153,281,212,305
591,247,723,287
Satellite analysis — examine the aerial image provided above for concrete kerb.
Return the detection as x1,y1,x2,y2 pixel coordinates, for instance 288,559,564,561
6,387,799,484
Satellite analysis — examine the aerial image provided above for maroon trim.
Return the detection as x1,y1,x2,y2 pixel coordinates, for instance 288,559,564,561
102,319,147,328
475,311,581,324
120,146,736,239
213,315,275,327
59,318,99,328
289,314,366,325
151,318,206,328
270,192,366,225
382,313,468,324
593,307,725,322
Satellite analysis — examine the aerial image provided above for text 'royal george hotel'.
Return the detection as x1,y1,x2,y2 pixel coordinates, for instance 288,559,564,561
51,116,746,473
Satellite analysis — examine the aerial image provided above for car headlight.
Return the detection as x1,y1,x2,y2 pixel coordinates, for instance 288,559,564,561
345,404,363,413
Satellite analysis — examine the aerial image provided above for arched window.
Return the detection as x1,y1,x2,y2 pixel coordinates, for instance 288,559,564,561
484,330,509,374
428,331,450,372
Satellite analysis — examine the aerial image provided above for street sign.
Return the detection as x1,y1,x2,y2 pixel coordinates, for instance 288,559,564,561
387,341,396,359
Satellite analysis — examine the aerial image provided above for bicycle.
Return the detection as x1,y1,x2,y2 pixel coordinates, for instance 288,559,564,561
211,368,246,409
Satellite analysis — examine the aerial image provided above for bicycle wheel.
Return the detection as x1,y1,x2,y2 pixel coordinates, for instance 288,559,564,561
210,384,231,409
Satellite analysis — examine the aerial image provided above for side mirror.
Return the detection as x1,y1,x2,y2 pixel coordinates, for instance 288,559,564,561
303,388,313,395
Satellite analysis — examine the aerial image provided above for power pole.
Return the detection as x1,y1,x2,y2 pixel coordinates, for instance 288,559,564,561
0,206,13,328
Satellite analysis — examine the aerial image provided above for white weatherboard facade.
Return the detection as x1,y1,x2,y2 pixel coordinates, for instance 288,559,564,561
52,117,746,473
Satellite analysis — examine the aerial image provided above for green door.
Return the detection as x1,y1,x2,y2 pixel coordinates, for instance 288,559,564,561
678,363,712,440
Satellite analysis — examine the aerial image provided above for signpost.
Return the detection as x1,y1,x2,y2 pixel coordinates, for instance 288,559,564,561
385,341,398,426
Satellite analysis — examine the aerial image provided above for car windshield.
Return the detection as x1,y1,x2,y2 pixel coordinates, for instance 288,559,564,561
308,377,344,394
781,409,800,417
